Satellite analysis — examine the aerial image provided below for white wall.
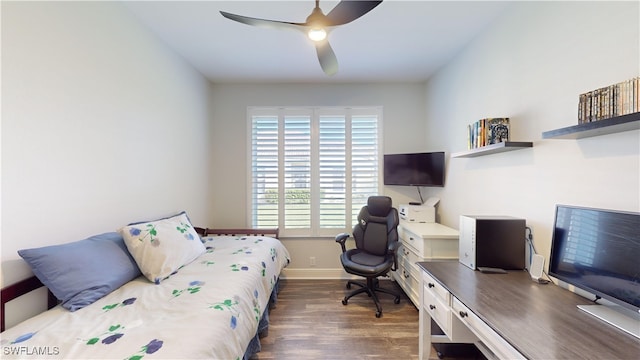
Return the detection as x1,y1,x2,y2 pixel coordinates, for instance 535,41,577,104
209,83,429,276
424,1,640,266
1,0,212,297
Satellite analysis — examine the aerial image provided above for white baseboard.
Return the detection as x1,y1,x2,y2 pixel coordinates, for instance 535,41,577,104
281,268,352,279
280,268,396,281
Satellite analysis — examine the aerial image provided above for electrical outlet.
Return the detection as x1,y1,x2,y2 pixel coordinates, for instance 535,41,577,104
309,256,316,267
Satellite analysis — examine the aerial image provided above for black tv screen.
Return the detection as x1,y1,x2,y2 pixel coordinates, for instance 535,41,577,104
383,152,445,187
548,205,640,313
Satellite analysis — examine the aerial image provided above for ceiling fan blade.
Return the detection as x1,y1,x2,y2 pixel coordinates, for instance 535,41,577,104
315,40,338,76
220,11,305,31
325,1,382,26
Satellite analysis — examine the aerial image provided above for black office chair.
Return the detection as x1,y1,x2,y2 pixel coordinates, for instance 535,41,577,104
335,196,402,317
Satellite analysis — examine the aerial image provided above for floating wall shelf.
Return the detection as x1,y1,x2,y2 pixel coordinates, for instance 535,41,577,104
452,141,533,158
542,112,640,139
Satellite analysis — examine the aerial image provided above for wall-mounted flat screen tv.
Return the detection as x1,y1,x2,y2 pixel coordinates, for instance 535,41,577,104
383,152,445,187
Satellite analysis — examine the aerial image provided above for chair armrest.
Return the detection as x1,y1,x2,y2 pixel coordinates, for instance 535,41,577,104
388,240,400,271
388,240,400,253
335,233,350,253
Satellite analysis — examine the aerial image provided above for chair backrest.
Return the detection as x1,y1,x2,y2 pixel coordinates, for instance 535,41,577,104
352,196,399,256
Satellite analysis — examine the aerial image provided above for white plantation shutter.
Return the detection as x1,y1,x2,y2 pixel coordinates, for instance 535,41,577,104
249,107,381,237
284,115,311,229
319,114,347,229
250,115,279,228
351,114,380,225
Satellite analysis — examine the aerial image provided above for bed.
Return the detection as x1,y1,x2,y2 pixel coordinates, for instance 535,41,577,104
0,212,290,360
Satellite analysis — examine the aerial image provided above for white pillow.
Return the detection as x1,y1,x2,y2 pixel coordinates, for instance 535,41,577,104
119,212,205,284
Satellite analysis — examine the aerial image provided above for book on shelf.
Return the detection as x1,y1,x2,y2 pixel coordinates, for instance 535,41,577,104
578,76,639,124
467,118,510,149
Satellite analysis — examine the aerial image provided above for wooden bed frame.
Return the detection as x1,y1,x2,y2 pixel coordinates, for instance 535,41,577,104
0,228,279,332
195,227,279,239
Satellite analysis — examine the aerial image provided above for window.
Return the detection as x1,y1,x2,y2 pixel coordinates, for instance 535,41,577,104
249,107,382,237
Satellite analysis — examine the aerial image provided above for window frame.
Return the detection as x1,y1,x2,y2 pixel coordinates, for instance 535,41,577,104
246,106,384,238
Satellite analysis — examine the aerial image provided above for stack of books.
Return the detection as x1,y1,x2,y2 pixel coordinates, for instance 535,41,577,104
578,76,639,124
467,118,510,149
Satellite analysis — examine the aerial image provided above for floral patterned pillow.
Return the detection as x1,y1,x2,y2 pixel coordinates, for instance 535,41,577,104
119,212,205,284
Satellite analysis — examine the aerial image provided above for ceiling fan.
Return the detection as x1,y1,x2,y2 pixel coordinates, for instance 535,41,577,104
220,1,383,76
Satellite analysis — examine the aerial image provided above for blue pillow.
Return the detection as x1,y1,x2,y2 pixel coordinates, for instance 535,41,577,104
18,232,141,311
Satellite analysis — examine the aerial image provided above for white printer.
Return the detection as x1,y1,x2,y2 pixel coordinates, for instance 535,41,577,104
398,197,439,223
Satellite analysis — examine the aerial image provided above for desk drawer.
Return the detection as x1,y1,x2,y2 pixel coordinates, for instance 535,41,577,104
424,286,450,332
422,272,452,336
401,228,424,257
452,297,525,360
399,243,420,274
422,272,450,305
399,242,418,262
402,260,419,304
396,243,420,305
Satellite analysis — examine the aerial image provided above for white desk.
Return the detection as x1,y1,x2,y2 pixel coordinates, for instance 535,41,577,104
418,261,640,360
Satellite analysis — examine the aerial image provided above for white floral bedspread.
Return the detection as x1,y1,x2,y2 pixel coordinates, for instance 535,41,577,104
1,235,290,360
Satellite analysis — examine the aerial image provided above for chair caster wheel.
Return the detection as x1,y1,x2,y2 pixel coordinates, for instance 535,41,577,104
342,298,348,305
346,283,351,289
375,311,382,318
394,297,400,304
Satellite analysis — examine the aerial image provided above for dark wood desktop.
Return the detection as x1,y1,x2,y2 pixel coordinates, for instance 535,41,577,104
418,261,640,359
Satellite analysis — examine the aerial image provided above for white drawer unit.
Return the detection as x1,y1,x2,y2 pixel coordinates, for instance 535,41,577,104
452,297,525,360
393,221,458,307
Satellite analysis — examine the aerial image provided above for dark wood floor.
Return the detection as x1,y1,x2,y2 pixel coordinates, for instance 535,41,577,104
252,279,438,360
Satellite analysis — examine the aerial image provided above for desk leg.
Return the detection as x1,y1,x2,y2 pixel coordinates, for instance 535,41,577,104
419,287,432,359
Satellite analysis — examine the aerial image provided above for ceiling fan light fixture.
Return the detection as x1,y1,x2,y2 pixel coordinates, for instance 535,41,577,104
308,27,327,41
220,0,383,75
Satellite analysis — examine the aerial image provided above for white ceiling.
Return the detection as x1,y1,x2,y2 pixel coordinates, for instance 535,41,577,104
123,1,512,83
